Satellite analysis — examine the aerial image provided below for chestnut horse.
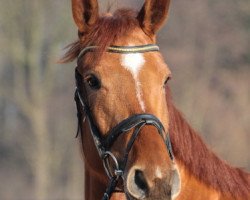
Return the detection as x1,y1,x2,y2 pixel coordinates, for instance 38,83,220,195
61,0,250,199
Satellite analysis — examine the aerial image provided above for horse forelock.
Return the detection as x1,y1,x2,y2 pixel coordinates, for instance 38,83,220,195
60,9,140,64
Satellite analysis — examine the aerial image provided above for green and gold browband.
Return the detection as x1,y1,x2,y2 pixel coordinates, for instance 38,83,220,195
78,44,160,59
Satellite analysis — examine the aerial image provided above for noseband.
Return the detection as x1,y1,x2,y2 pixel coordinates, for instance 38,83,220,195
74,44,174,200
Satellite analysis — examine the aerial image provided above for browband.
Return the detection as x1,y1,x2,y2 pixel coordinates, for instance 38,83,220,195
78,44,160,59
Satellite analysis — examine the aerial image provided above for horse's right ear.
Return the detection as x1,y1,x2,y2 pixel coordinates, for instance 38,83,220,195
71,0,99,35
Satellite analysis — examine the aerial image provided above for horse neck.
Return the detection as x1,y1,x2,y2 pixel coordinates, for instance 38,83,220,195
168,100,250,199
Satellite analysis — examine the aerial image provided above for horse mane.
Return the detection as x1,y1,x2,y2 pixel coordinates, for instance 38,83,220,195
166,87,250,198
60,9,139,64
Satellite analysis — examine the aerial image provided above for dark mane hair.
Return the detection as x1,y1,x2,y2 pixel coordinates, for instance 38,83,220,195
165,87,250,198
60,9,139,63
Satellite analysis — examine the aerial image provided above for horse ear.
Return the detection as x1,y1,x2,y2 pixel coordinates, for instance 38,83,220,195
71,0,99,35
137,0,171,36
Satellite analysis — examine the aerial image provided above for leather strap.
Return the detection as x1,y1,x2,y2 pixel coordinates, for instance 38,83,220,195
78,44,160,59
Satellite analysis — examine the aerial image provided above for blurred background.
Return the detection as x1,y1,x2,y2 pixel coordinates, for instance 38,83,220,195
0,0,249,199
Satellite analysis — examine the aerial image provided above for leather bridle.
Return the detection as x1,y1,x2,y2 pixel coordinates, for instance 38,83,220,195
74,44,174,200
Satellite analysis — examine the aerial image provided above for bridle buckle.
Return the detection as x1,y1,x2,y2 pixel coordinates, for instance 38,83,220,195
114,169,123,177
102,151,123,180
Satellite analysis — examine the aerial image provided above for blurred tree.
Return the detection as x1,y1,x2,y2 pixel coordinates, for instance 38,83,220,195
0,0,83,199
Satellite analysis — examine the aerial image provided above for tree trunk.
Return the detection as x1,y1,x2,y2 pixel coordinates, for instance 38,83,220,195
30,106,50,200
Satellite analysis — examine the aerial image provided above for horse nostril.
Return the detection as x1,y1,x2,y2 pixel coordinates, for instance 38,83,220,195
134,169,149,193
127,168,149,199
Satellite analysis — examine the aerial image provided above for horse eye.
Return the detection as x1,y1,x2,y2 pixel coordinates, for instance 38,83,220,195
85,75,101,90
164,76,171,87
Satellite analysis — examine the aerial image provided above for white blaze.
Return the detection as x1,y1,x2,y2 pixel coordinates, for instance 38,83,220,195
155,166,163,178
121,53,146,111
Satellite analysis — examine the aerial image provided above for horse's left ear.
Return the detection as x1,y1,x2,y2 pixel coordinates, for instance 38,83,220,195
137,0,171,36
71,0,99,35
